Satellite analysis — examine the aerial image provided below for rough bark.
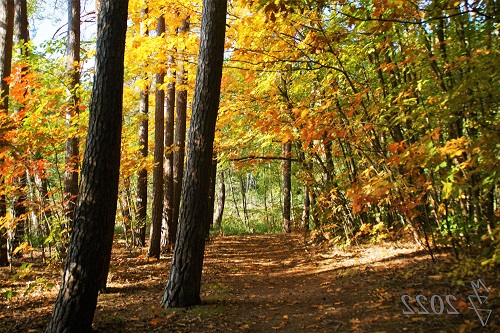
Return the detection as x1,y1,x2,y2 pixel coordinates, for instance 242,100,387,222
44,0,129,331
134,7,149,247
162,54,176,250
0,0,14,103
161,0,227,308
147,16,166,259
172,18,190,229
282,141,292,233
0,0,14,267
63,0,81,224
14,0,28,45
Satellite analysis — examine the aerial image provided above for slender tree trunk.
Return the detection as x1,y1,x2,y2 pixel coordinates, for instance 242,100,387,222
147,16,166,259
282,141,292,233
207,155,217,228
0,0,14,266
172,18,189,229
228,168,242,222
302,185,310,231
134,7,149,247
239,174,249,228
119,178,132,249
45,0,129,330
63,0,81,225
14,0,28,45
214,170,225,227
12,174,27,253
0,193,7,266
161,0,227,308
0,0,14,104
162,54,175,250
11,0,29,254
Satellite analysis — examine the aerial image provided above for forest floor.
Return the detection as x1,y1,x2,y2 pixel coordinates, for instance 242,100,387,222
1,233,499,333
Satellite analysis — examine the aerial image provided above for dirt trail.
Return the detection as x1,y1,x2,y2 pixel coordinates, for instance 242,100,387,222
1,234,498,332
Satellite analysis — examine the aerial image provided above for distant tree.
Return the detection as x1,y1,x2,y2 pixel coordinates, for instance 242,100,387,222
161,0,227,308
214,170,225,227
282,141,291,233
44,0,129,331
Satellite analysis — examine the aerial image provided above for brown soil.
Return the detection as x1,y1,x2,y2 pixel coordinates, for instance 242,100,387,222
1,234,499,332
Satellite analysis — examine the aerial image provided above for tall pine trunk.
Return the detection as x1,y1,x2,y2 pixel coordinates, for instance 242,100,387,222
63,0,80,224
172,18,190,230
162,54,175,250
147,16,166,259
45,0,129,331
11,0,29,254
161,0,227,308
0,0,14,266
134,6,149,247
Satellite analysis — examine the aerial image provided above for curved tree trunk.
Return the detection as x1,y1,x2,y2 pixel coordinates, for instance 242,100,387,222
161,0,227,308
45,0,129,331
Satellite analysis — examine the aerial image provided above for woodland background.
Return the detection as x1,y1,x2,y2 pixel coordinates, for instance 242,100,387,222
0,0,499,303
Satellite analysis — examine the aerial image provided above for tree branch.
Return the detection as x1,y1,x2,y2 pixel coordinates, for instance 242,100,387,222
231,155,299,162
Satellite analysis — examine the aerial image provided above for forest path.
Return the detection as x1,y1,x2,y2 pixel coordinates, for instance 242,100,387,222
1,234,498,332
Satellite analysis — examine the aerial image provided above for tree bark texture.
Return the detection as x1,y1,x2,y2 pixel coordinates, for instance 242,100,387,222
172,18,190,230
45,0,129,331
14,0,28,45
161,0,227,308
63,0,81,224
282,141,292,233
162,54,176,249
147,16,166,259
0,0,14,267
134,7,149,247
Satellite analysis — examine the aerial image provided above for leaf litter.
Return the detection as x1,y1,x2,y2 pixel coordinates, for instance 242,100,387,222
1,234,498,332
